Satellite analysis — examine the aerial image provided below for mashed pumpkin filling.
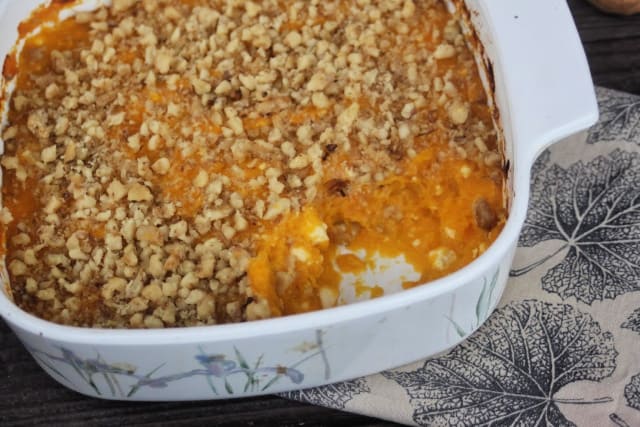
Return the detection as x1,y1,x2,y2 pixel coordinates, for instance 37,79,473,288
249,136,504,317
0,0,506,327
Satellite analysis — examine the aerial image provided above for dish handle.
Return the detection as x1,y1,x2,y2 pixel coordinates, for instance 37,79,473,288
470,0,599,166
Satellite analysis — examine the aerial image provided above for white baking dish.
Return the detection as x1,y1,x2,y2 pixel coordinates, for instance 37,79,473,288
0,0,597,400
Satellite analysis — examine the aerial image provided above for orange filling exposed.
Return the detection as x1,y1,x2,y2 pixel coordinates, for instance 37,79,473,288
0,0,506,327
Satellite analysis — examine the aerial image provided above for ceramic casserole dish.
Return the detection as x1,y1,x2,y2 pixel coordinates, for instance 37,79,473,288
0,0,598,400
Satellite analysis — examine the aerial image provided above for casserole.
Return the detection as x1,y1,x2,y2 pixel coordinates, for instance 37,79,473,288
0,0,597,400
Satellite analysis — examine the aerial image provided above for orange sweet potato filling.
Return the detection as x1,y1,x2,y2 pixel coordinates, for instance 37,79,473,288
0,0,506,327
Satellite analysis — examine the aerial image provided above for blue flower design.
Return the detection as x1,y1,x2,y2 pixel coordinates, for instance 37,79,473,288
29,329,329,397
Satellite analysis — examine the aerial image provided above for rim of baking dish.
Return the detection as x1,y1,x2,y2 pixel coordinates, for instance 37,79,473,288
0,0,594,345
0,0,533,344
0,209,526,344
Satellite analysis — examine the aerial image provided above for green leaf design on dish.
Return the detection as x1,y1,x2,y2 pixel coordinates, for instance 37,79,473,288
29,329,330,397
446,268,500,338
476,268,499,324
445,315,467,339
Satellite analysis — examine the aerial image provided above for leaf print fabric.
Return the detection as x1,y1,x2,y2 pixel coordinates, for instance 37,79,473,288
588,88,640,144
621,310,640,414
626,374,640,411
383,300,616,426
621,308,640,334
285,87,640,427
513,149,640,303
281,378,370,409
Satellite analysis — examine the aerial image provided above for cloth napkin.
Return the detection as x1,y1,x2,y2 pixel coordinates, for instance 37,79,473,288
284,86,640,427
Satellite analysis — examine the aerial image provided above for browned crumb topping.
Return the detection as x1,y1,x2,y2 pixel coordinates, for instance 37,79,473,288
0,0,505,328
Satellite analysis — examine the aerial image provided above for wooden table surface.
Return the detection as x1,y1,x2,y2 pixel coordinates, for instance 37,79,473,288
2,1,640,426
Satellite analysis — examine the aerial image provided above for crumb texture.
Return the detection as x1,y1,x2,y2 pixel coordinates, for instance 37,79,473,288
1,0,506,328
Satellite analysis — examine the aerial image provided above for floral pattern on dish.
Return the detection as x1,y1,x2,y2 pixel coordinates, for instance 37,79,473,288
446,267,500,338
28,329,330,398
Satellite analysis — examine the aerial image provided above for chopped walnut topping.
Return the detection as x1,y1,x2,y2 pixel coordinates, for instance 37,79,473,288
112,0,137,14
1,0,505,328
434,43,456,59
127,183,153,202
154,50,172,74
151,157,170,175
27,110,50,139
448,101,470,125
41,146,57,163
311,93,330,109
307,72,329,91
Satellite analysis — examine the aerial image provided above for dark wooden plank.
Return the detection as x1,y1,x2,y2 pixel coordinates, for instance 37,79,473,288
568,0,640,94
1,2,639,426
